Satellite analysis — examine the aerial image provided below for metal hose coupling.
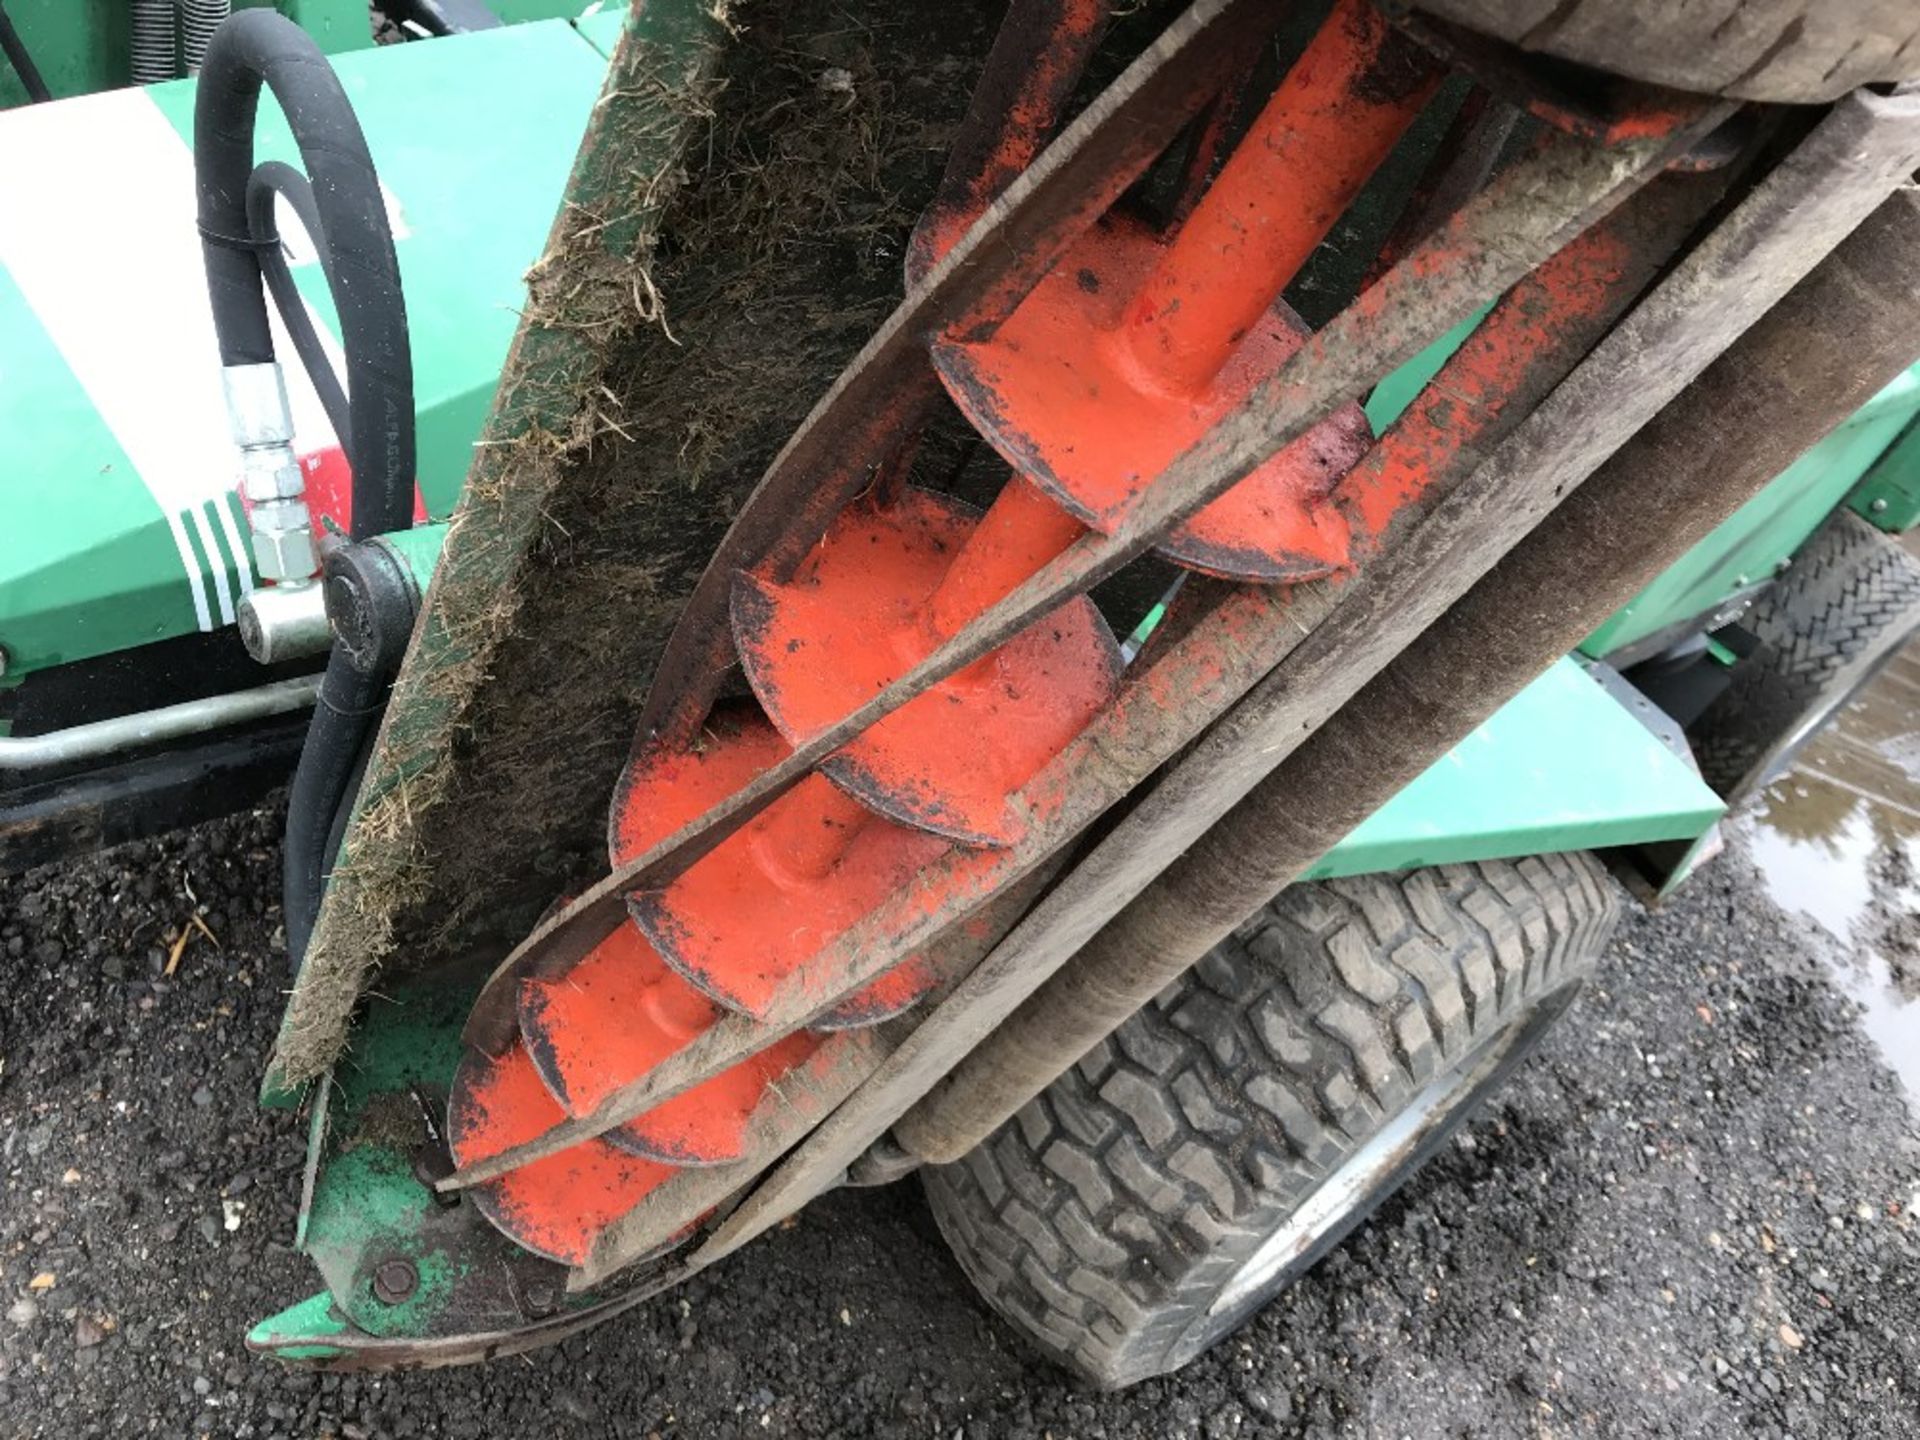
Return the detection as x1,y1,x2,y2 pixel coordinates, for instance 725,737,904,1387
223,361,316,585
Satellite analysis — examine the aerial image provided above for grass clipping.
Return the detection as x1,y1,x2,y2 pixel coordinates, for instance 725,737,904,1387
266,8,733,1092
267,0,965,1094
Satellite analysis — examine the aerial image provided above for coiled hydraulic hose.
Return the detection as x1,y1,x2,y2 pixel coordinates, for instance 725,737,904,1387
196,12,414,534
193,10,416,966
246,160,350,441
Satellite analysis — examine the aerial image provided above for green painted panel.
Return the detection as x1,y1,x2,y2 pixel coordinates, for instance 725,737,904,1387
378,520,449,590
0,0,126,106
1307,657,1724,880
1582,364,1920,660
1848,413,1920,534
246,1290,352,1360
277,0,597,52
299,977,476,1337
0,265,202,679
255,0,375,53
1364,303,1489,436
146,20,609,519
495,0,611,24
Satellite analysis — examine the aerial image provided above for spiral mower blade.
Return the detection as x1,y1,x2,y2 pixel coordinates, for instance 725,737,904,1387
423,0,1727,1293
435,0,1430,1276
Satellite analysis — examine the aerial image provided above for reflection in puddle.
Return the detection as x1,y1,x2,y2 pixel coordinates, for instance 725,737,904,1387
1742,791,1885,939
1736,646,1920,1114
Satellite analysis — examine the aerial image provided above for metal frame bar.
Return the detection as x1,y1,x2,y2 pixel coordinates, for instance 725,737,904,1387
0,675,319,770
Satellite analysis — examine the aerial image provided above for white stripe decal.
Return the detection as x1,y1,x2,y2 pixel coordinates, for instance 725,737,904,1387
189,504,236,625
164,512,214,633
213,496,256,595
0,88,339,632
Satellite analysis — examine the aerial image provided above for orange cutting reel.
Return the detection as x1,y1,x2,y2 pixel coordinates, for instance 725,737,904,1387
443,0,1560,1267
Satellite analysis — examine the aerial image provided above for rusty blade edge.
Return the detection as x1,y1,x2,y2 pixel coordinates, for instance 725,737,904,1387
567,1033,888,1290
248,1265,693,1372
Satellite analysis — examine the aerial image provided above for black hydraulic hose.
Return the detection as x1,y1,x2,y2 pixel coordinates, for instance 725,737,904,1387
0,2,50,103
195,7,414,540
245,160,351,443
282,651,385,965
193,10,417,968
323,737,377,893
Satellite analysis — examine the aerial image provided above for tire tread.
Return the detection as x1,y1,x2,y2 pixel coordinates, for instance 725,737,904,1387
924,853,1623,1386
1693,511,1920,796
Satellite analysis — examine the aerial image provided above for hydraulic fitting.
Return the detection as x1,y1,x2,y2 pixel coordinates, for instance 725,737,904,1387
223,362,315,583
236,581,331,664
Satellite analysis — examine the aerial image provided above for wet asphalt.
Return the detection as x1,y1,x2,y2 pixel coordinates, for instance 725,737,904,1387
1739,628,1920,1101
0,645,1916,1438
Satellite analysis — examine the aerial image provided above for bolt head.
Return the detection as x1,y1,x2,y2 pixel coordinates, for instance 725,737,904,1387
522,1281,558,1317
372,1259,419,1304
241,454,306,503
252,524,317,582
1872,497,1891,514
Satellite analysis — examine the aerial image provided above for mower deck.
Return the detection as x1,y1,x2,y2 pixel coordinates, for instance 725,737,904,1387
17,0,1913,1375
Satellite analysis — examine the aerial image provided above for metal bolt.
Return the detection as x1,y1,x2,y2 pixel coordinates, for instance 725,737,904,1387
236,580,331,664
522,1280,558,1318
252,525,317,582
412,1147,461,1204
239,454,306,502
372,1259,419,1304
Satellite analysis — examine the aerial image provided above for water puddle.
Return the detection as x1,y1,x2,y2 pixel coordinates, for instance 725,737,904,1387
1737,641,1920,1113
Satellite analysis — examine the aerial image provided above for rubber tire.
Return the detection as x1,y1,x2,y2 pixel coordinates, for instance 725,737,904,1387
1691,510,1920,802
923,852,1622,1388
1411,1,1920,104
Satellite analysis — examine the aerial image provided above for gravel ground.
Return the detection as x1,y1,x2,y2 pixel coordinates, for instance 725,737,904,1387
0,812,1916,1439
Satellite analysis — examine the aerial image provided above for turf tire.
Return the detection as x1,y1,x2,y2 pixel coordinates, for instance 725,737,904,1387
924,852,1622,1387
1691,510,1920,802
1411,1,1920,104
